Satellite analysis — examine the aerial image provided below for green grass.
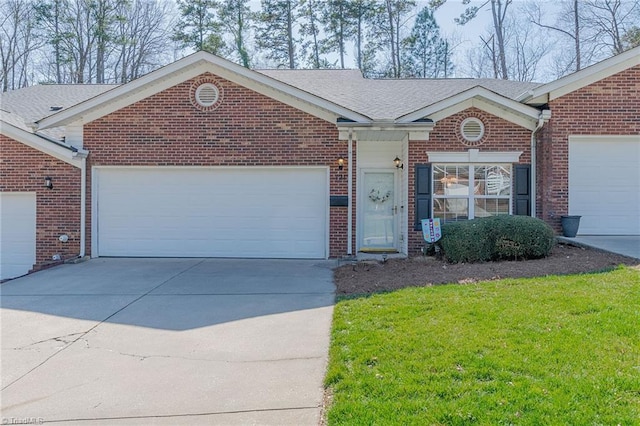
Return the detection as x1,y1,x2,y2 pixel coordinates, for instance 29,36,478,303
325,267,640,425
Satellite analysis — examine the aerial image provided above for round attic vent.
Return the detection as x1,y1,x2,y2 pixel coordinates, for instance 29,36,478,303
195,83,220,107
460,117,485,143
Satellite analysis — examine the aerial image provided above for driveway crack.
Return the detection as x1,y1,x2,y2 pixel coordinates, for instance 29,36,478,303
2,260,207,391
12,332,89,350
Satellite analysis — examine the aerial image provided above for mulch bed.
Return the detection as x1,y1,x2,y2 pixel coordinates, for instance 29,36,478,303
334,243,639,295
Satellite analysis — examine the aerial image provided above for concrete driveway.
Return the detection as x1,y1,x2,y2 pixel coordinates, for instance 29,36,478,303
1,258,335,425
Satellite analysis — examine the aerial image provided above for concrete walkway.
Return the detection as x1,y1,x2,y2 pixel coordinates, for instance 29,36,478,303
1,258,335,425
558,235,640,259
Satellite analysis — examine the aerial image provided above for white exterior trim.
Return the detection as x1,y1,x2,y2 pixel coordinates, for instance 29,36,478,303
427,149,523,163
520,45,640,104
568,135,640,143
1,121,84,167
397,86,541,130
38,52,370,130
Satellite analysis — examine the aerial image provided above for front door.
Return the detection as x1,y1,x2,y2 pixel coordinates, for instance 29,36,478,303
360,171,398,252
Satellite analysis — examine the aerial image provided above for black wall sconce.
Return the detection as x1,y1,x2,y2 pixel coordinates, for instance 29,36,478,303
393,156,404,169
44,176,53,189
337,157,345,170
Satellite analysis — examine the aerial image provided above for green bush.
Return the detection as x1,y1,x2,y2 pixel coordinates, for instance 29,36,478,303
439,215,555,263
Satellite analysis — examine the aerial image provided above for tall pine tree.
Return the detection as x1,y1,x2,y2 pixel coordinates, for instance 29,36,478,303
404,6,452,78
173,0,224,54
255,0,300,69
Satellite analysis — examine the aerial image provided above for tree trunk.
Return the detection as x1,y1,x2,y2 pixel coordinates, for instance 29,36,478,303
574,0,580,71
287,0,295,68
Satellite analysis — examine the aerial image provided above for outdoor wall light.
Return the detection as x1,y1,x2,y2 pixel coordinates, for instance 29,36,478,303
44,176,53,189
337,157,345,170
393,156,404,169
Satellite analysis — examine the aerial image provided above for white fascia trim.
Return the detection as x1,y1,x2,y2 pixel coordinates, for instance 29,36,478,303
38,51,369,129
397,87,541,128
427,149,523,163
520,46,640,103
1,121,83,167
569,135,640,143
336,122,434,140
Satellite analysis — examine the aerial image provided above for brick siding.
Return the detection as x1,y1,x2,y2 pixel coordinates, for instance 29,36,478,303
407,107,533,254
83,72,349,258
539,65,640,232
0,135,81,270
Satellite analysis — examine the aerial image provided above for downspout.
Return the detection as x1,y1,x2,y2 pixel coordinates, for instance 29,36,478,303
530,110,551,218
79,156,87,258
347,129,353,255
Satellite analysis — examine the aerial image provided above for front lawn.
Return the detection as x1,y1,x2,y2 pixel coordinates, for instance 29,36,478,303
325,267,640,425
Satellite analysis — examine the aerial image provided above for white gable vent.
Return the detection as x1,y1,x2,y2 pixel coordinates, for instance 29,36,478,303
195,83,220,107
460,117,485,143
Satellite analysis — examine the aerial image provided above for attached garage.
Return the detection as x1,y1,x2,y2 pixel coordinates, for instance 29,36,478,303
93,167,328,259
0,193,36,280
569,136,640,235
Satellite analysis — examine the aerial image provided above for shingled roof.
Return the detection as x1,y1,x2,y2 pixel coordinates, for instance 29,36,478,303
0,84,117,140
1,68,541,141
259,69,542,120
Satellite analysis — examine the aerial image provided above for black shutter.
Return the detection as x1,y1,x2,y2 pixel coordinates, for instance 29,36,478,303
514,164,531,216
415,164,432,230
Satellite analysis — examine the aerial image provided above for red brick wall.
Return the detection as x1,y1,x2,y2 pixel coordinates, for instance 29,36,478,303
539,65,640,231
83,73,349,257
407,107,532,254
0,135,81,269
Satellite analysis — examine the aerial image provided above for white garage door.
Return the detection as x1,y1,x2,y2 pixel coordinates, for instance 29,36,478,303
0,193,36,280
569,136,640,235
95,167,328,258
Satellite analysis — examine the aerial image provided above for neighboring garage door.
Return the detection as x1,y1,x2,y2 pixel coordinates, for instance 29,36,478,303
95,167,328,258
569,136,640,235
0,193,36,280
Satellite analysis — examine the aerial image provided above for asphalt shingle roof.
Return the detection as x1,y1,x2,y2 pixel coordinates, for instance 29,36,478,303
0,84,117,140
0,71,542,141
0,84,117,123
259,69,542,120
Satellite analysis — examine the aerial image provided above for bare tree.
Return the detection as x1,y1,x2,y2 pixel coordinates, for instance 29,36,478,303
583,0,640,55
112,0,174,83
528,0,583,72
508,13,552,81
0,0,42,91
431,0,512,79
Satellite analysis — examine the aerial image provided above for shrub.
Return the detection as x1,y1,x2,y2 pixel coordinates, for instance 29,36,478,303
439,215,555,263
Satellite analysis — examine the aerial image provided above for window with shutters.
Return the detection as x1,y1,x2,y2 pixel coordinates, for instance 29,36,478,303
433,164,512,222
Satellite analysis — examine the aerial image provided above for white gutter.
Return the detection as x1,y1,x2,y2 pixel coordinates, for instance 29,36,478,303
347,129,353,255
531,110,551,218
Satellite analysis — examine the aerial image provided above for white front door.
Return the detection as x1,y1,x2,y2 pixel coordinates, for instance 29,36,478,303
360,171,398,252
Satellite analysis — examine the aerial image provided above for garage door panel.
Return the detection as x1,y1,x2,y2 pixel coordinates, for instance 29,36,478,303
96,168,327,258
569,137,640,235
0,193,37,280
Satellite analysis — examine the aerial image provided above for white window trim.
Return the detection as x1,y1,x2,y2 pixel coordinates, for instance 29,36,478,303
427,149,522,163
432,164,513,221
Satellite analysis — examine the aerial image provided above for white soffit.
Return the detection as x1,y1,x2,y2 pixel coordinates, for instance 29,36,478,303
1,121,83,167
427,149,523,163
37,52,370,130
